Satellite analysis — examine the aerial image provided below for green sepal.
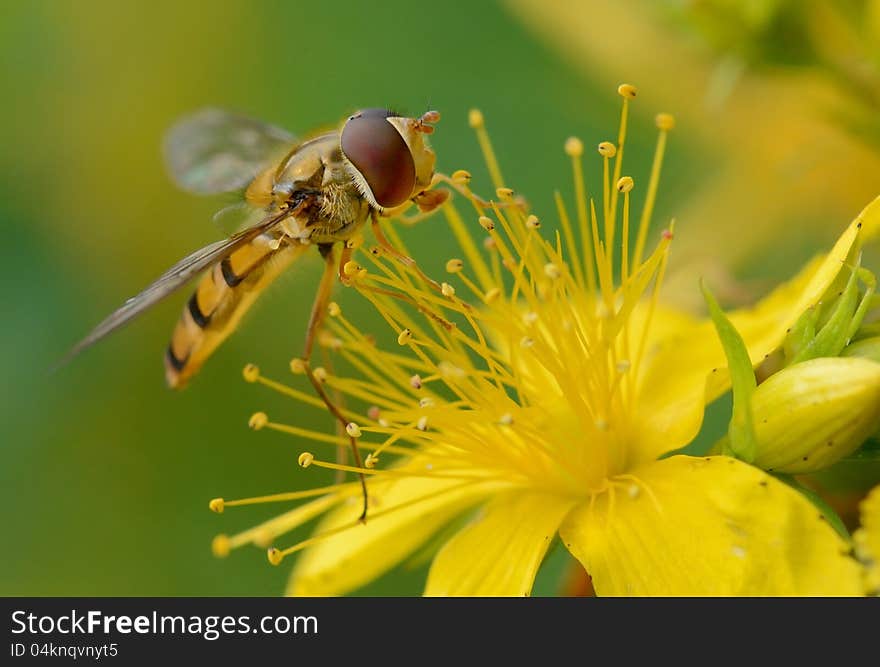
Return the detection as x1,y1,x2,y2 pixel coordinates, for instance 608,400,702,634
701,280,758,463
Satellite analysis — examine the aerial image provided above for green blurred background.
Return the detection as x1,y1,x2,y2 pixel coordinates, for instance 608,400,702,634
2,0,879,595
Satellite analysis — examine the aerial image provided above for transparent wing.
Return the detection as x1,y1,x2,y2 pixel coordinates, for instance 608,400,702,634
164,108,296,194
59,211,290,365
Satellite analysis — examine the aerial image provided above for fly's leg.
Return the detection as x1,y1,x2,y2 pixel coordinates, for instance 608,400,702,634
301,244,369,522
370,210,442,292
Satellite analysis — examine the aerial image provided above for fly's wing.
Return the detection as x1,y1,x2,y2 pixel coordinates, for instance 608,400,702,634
59,211,290,366
164,108,296,195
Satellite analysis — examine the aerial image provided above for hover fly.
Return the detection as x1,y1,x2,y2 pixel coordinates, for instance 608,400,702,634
67,107,447,385
66,107,450,519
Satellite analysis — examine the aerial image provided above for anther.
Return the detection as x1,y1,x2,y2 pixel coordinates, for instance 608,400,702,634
209,498,225,514
249,412,268,430
468,109,485,129
485,287,501,303
290,358,307,374
479,216,495,231
618,83,637,98
525,215,541,229
451,169,472,184
617,176,634,193
662,229,674,240
416,416,429,431
419,397,435,408
367,405,381,420
616,360,631,373
655,113,675,131
298,452,315,468
345,422,362,438
397,329,412,345
520,336,535,348
544,263,561,279
564,137,584,157
364,453,378,469
496,187,514,200
499,413,514,426
410,374,423,389
628,484,640,499
267,548,284,566
312,366,328,383
441,282,456,297
328,302,341,317
343,260,362,277
212,535,231,558
242,363,260,383
446,258,464,273
483,237,497,250
598,141,617,158
523,311,538,325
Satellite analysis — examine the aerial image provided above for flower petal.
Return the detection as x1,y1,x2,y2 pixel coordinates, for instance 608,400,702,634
287,471,496,596
630,206,868,463
855,484,880,594
424,491,576,596
560,455,863,595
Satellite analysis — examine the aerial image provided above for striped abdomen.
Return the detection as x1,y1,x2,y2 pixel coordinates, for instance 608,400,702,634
165,234,305,388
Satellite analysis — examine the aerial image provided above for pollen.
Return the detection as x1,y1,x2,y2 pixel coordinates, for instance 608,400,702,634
248,412,268,431
525,215,541,229
289,358,307,374
212,535,231,558
564,137,584,157
479,216,496,231
267,547,284,566
446,258,464,273
345,423,362,438
496,187,515,200
327,302,341,317
441,282,456,297
343,260,362,277
298,452,315,468
618,83,637,98
209,498,225,514
312,367,328,383
364,453,379,469
451,169,471,184
468,109,485,129
242,363,260,383
617,176,634,193
410,374,423,389
397,328,413,345
598,141,617,158
656,113,675,130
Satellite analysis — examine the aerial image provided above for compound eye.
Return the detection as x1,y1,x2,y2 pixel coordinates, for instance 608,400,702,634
341,109,416,208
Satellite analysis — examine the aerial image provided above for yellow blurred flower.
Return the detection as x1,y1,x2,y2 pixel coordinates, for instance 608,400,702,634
855,484,880,593
505,0,880,310
210,86,877,595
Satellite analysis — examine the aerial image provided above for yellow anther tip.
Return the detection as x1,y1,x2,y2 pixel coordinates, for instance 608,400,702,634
484,287,502,304
479,216,495,231
242,363,260,383
248,412,268,430
525,215,541,229
346,422,362,438
441,282,456,297
445,258,464,273
343,260,362,277
564,137,584,157
618,83,637,98
212,535,231,558
617,176,634,193
655,113,675,130
327,302,341,317
364,454,378,469
496,187,514,200
397,328,412,345
468,109,484,128
451,169,472,184
298,452,314,468
410,374,422,389
544,263,561,279
313,366,328,383
499,413,514,426
209,498,225,514
289,357,307,374
598,141,617,158
267,548,284,566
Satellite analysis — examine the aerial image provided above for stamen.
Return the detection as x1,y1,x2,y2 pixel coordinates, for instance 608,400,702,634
633,113,674,267
469,108,505,189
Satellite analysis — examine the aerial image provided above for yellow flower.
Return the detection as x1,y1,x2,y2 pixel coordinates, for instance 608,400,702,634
855,485,880,593
212,85,877,596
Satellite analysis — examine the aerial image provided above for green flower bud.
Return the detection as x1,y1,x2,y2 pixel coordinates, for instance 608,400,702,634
751,357,880,474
